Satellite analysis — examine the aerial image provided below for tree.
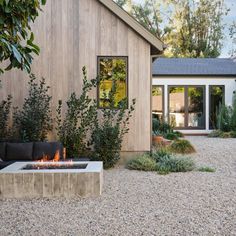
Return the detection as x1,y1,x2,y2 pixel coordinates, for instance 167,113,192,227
165,0,228,58
115,0,128,7
114,0,228,58
0,0,46,75
229,22,236,57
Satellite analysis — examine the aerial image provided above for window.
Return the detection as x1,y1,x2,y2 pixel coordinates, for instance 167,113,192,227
169,87,185,127
152,85,164,120
188,86,205,128
168,86,205,129
97,56,128,108
209,85,225,129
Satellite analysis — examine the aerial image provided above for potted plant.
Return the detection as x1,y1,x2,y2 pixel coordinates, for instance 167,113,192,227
152,118,163,144
152,130,163,144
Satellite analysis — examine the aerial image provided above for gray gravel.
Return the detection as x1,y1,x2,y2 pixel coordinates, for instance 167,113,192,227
1,136,236,236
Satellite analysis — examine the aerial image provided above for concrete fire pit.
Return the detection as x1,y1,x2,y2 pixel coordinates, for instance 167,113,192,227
0,161,103,199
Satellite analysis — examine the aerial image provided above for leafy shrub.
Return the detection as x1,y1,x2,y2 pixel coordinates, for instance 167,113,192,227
208,130,224,138
152,147,172,162
197,166,216,172
56,67,97,158
220,132,232,138
156,155,195,175
175,131,184,138
91,81,136,169
152,117,161,136
170,139,196,154
152,117,174,135
164,132,179,140
217,103,232,132
230,131,236,138
13,74,52,142
231,94,236,131
0,95,12,141
126,154,157,171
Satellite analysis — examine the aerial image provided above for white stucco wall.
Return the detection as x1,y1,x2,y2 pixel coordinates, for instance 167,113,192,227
153,76,236,134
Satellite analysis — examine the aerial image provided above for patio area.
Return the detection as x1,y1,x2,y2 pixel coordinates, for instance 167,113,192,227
0,136,236,236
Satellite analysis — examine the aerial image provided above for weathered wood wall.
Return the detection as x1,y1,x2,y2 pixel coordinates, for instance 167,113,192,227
0,0,151,152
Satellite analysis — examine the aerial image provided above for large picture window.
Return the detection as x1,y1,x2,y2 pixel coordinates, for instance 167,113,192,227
209,85,225,129
97,56,128,108
152,85,164,121
168,86,205,129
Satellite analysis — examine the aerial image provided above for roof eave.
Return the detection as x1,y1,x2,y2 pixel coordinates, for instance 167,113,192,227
98,0,164,54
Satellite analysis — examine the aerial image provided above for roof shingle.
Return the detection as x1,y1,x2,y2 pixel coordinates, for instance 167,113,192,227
152,58,236,76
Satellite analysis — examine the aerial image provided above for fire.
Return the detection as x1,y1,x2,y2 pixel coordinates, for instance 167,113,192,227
36,149,73,167
38,150,60,162
52,150,60,162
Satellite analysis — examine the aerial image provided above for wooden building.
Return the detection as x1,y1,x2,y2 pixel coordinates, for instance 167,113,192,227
0,0,164,156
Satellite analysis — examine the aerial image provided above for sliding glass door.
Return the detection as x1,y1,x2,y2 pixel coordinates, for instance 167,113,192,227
169,87,185,127
169,86,205,129
209,85,225,129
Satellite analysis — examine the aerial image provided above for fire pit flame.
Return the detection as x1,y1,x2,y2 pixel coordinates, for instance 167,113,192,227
38,150,60,163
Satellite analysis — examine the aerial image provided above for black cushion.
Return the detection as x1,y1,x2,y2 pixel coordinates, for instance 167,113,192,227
0,142,6,160
5,143,34,161
33,142,63,161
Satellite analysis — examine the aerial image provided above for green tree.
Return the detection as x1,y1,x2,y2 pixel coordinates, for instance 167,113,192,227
114,0,131,8
0,0,46,75
165,0,228,58
131,0,171,39
229,21,236,57
115,0,228,58
13,74,53,142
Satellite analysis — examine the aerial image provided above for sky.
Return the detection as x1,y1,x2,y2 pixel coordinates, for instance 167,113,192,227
132,0,236,58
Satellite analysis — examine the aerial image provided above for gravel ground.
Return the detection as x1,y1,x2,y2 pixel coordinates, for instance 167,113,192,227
1,136,236,236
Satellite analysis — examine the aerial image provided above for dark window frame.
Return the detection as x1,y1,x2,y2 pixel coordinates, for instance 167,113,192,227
152,85,164,121
209,85,225,130
97,56,129,109
168,85,206,130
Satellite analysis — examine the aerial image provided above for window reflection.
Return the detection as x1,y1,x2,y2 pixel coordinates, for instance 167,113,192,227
209,86,224,129
168,86,205,129
152,86,163,121
169,87,185,127
188,87,204,128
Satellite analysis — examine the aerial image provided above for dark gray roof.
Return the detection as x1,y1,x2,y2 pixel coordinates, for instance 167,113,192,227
152,58,236,76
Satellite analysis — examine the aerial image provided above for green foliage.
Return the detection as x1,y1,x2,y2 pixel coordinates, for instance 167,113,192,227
127,148,195,175
217,103,232,132
208,130,224,138
208,130,236,138
170,139,196,154
152,147,171,162
230,131,236,138
156,155,195,175
197,166,216,172
231,94,236,131
114,0,130,8
165,0,227,58
56,67,97,158
13,74,52,142
126,154,157,171
213,95,236,136
0,95,12,140
164,132,179,140
152,117,177,138
114,0,228,58
0,0,46,75
229,21,236,56
92,77,136,169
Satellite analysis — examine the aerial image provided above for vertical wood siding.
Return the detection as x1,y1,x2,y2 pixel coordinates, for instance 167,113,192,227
0,0,151,152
